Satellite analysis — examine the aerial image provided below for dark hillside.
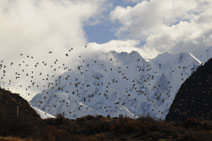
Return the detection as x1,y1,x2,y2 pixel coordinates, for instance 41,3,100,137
0,88,41,137
0,88,40,120
166,58,212,121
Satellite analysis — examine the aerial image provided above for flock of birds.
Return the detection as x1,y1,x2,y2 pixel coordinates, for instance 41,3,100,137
0,46,84,95
0,46,199,119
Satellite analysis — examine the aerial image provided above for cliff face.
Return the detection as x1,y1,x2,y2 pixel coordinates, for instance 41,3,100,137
166,58,212,121
0,88,40,120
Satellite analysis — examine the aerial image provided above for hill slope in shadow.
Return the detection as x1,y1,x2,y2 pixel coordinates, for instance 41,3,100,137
166,58,212,121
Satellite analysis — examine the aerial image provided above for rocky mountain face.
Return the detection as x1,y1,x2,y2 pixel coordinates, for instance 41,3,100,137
30,49,206,119
166,57,212,121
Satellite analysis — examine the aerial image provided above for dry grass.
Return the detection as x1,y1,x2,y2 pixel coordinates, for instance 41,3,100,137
1,107,212,141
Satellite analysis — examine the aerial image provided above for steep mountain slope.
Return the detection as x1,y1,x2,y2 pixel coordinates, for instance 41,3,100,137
31,50,203,119
166,58,212,121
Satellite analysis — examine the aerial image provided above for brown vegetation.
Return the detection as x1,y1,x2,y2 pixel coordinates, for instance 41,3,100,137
1,113,212,141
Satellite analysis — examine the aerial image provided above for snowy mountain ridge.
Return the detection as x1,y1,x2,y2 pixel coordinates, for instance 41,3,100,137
30,48,212,119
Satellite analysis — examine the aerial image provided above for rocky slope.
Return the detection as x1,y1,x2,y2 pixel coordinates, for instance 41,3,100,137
166,57,212,121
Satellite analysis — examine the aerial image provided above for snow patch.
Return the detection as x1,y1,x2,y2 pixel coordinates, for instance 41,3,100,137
31,105,55,119
189,52,202,65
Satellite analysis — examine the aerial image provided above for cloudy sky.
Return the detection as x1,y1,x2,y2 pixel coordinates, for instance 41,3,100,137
1,0,212,60
0,0,212,98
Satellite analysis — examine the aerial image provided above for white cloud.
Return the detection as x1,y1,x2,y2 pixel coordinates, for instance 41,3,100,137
0,0,106,59
88,40,158,59
110,0,212,55
88,40,140,52
0,0,106,98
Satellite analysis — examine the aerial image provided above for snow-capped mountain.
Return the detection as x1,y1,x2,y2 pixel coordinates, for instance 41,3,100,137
30,48,211,119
